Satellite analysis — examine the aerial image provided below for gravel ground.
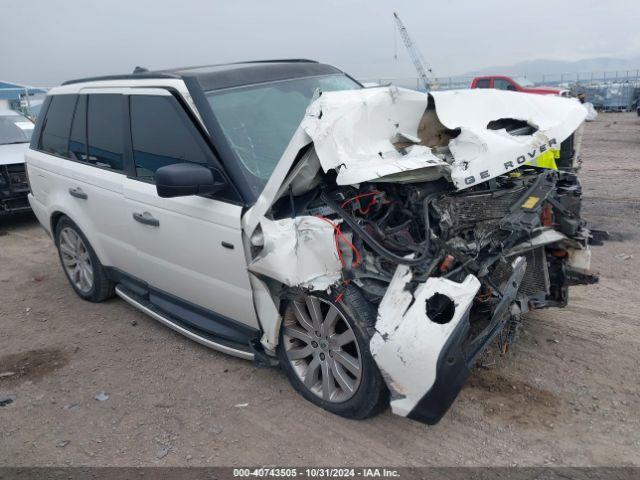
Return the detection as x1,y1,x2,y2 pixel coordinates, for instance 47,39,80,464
1,112,639,467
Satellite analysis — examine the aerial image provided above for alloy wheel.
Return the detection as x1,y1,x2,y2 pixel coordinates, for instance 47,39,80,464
59,227,94,293
283,296,362,403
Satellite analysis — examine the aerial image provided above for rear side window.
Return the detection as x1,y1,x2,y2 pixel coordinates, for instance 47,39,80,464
87,94,124,171
475,79,490,88
129,95,208,180
39,95,77,157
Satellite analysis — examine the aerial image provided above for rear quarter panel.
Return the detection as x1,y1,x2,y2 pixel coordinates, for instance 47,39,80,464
26,148,112,264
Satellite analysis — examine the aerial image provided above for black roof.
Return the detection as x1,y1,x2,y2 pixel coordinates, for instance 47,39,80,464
62,59,344,90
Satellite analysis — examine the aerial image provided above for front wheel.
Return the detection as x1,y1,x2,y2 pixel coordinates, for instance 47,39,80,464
277,287,388,419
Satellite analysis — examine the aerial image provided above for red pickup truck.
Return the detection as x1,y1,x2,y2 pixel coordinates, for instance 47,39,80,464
471,75,568,96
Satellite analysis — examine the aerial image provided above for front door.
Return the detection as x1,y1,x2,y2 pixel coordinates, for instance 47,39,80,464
121,90,259,332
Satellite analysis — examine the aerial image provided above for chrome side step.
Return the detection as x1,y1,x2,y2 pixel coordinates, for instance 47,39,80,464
115,285,254,360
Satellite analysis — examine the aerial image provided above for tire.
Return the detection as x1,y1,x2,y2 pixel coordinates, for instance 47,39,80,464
54,215,114,302
278,285,388,420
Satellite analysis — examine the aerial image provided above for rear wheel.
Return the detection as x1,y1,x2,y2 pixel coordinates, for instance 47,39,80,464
278,287,387,419
54,216,114,302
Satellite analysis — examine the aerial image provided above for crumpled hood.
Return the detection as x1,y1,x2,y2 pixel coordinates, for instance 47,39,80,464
0,143,29,166
301,86,587,190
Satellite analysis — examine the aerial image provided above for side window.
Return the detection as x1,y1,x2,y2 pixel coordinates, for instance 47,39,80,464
475,79,490,89
39,95,77,157
69,95,88,162
129,95,209,180
87,94,124,171
494,79,515,91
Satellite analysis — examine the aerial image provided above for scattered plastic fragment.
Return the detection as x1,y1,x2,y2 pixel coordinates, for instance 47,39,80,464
0,395,16,407
156,446,171,459
94,391,109,402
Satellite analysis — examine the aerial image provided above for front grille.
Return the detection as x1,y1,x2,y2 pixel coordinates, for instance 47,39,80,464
490,247,550,297
9,171,27,184
1,196,29,211
0,164,29,195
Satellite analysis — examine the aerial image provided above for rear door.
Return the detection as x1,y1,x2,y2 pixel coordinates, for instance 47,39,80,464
68,92,139,270
122,90,259,331
27,92,135,269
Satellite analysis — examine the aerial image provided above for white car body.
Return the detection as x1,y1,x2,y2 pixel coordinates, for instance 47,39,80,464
26,61,595,424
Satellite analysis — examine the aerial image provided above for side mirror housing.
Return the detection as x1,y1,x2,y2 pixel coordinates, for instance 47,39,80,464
154,163,227,198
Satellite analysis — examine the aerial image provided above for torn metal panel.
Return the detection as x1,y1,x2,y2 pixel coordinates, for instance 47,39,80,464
301,86,587,190
248,215,342,290
274,147,322,199
242,126,312,237
370,264,480,417
301,87,447,186
248,273,282,353
506,229,567,256
429,89,588,188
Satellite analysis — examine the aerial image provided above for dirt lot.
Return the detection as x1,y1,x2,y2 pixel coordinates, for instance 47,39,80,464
1,112,639,467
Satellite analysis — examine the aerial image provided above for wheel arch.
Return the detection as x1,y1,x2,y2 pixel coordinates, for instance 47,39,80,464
50,210,65,236
50,210,110,267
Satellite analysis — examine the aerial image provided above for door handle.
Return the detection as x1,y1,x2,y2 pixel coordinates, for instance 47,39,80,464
132,211,160,227
68,187,88,200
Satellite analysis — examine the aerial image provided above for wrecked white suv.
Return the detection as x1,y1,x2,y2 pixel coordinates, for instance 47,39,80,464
26,60,599,424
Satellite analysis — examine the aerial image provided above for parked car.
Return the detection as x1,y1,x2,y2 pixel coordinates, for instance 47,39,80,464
471,75,569,96
0,109,33,216
26,60,596,424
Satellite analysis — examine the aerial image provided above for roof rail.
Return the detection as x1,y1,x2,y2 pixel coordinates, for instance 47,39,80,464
159,58,319,73
61,71,179,86
61,59,320,86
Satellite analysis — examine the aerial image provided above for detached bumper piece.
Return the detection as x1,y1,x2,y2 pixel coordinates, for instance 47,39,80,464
370,267,483,424
0,164,30,216
406,257,526,424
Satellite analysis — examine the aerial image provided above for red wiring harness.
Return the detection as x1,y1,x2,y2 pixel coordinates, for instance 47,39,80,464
316,215,362,303
316,191,382,303
340,190,381,215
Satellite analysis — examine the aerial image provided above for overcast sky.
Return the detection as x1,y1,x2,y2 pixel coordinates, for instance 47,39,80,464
3,0,640,86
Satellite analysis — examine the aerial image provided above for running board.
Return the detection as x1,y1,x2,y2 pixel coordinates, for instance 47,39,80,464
115,285,254,361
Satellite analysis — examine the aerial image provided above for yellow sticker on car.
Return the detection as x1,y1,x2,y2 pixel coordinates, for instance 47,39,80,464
522,196,540,209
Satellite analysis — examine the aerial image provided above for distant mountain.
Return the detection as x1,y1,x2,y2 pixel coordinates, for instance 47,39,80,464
462,57,640,82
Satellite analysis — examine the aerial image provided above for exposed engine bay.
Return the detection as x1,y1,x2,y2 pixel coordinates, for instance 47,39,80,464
243,86,601,423
276,165,592,312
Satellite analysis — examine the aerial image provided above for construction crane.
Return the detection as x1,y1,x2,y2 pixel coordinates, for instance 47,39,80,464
393,11,437,91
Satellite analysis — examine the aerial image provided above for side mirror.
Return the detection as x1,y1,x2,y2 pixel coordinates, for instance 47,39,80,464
154,163,227,198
